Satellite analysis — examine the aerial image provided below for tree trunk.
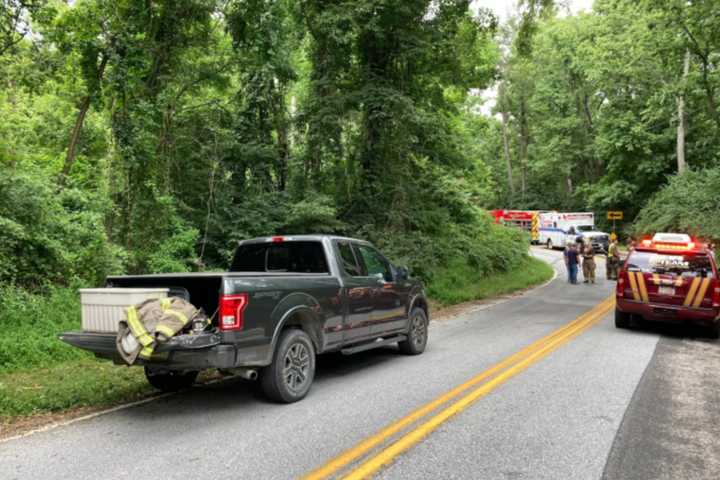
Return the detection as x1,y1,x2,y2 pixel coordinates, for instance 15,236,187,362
59,95,92,184
676,49,690,173
276,110,289,192
500,110,515,197
518,97,530,199
59,54,108,185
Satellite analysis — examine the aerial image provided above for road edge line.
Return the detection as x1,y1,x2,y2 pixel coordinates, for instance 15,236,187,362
0,392,174,444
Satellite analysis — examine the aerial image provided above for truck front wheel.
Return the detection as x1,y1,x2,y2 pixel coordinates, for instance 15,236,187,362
144,367,198,392
261,329,316,403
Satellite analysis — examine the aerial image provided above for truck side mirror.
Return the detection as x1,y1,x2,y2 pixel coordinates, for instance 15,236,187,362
396,265,409,281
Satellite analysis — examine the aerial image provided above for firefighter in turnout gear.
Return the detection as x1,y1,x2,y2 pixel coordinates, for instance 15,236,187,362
582,242,596,284
606,238,621,280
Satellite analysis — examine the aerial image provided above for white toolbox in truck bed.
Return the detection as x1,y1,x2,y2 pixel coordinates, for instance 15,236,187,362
80,288,169,332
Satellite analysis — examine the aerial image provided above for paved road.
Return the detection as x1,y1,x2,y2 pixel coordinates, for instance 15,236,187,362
1,249,718,479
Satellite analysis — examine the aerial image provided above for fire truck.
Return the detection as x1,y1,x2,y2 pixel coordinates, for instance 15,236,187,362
491,210,541,243
616,233,720,338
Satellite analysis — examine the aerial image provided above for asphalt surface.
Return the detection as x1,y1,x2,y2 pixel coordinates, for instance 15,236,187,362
603,332,720,480
1,248,718,479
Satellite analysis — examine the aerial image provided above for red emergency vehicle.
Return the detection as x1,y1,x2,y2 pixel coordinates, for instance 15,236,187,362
491,210,541,243
615,233,720,337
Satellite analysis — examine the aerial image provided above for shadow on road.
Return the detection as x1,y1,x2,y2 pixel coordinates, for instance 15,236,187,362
629,320,718,343
115,346,403,421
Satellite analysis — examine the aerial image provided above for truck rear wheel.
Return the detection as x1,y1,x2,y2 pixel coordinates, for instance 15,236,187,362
144,367,198,392
546,239,553,250
399,308,428,355
615,308,631,329
261,329,316,403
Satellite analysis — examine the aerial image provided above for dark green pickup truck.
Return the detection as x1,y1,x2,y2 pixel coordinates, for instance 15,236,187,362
59,235,429,403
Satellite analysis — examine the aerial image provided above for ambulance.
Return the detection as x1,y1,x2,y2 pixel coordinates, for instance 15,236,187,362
615,233,720,338
537,212,609,252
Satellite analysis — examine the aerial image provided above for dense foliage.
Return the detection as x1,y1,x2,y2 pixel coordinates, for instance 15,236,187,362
4,0,718,292
633,168,720,242
0,0,525,291
493,0,720,234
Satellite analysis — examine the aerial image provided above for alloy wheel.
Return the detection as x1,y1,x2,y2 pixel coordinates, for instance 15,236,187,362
283,342,310,393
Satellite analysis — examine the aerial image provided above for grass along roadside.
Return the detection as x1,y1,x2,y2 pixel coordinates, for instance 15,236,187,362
0,359,152,419
427,255,554,306
0,254,554,429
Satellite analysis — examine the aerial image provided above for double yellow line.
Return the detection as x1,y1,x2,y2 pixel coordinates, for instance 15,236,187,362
303,296,615,480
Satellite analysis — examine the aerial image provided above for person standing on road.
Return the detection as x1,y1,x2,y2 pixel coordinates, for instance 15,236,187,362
606,239,620,280
582,242,596,284
565,243,579,285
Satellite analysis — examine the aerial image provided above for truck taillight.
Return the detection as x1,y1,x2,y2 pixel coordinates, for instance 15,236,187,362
713,283,720,308
219,294,249,331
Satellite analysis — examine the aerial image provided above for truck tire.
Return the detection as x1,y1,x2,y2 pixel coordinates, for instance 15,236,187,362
261,328,316,403
144,367,198,392
399,308,429,355
614,308,631,329
546,239,553,250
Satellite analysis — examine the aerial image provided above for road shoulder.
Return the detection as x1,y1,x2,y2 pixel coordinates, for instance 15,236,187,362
602,335,720,480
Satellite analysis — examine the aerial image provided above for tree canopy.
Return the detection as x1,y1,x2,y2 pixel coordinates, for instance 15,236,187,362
3,0,720,290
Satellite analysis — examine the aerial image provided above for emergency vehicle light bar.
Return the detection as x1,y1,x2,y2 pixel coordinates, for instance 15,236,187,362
639,233,700,252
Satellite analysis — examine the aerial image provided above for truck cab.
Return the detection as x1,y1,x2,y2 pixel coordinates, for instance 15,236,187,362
615,233,720,337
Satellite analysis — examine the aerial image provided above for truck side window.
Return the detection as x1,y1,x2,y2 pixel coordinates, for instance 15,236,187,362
336,241,363,277
355,245,392,282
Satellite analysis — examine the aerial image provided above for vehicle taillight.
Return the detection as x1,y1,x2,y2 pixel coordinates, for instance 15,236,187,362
219,294,249,331
713,281,720,308
616,272,626,297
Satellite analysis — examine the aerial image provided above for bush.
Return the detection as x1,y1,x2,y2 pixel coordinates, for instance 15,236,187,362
0,285,87,372
363,209,529,285
632,168,720,241
0,171,124,288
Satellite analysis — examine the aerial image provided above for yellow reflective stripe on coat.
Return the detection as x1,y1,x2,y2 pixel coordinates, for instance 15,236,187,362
155,324,177,339
165,309,189,326
160,298,172,311
627,271,641,301
126,307,153,347
692,278,711,308
636,273,649,303
684,278,701,307
139,345,155,359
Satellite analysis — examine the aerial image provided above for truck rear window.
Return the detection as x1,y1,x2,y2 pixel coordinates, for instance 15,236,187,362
627,251,715,278
230,241,329,273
